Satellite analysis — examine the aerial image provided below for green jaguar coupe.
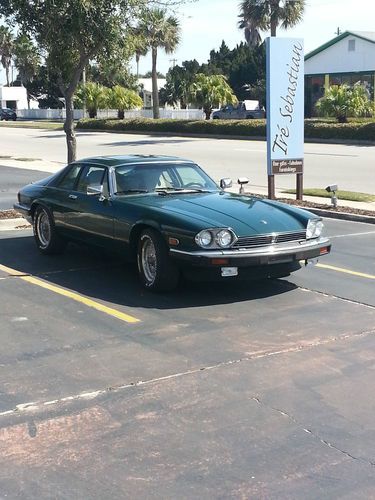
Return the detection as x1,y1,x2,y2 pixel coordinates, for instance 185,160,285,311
15,155,331,291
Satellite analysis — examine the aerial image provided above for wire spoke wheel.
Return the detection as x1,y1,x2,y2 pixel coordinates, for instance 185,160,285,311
141,235,157,284
33,206,66,255
137,229,180,292
36,210,51,248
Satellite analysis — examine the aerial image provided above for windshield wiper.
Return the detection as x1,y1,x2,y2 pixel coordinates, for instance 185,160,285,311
115,189,149,195
155,187,211,195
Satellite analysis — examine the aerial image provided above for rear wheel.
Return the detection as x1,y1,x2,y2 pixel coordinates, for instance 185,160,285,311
33,206,66,255
137,228,179,292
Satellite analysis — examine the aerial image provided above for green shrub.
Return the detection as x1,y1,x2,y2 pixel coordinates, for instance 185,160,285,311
76,117,266,136
76,117,375,141
304,120,375,141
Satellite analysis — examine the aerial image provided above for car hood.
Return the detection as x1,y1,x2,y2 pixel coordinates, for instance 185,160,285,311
129,192,312,236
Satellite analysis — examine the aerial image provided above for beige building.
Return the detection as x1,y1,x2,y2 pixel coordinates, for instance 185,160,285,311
304,31,375,116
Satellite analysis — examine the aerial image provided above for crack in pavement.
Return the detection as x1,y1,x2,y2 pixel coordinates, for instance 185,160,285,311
251,397,375,468
1,327,374,421
294,284,375,310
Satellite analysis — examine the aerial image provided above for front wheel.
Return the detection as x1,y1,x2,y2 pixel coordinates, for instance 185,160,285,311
33,206,66,255
137,229,180,292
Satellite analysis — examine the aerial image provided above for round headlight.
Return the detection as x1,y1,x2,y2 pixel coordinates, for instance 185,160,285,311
195,230,213,247
314,220,324,238
216,229,233,248
306,219,324,239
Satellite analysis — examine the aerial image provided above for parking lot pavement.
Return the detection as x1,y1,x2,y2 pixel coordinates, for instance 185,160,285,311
0,165,48,210
0,220,375,498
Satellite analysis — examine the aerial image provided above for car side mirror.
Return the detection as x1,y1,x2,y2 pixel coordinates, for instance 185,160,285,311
220,178,232,190
238,177,249,194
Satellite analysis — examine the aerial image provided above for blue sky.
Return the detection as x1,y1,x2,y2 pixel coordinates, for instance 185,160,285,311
135,0,375,75
1,0,375,83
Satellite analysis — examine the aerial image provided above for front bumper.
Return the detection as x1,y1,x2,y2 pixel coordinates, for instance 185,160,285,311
170,237,331,268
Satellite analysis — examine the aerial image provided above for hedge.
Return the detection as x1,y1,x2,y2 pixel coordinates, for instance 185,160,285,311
76,117,375,142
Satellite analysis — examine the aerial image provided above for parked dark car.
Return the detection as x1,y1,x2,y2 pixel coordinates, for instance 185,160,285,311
0,108,17,121
15,155,331,291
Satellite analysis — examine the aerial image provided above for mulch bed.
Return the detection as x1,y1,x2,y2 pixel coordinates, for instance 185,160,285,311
0,209,23,219
247,194,375,217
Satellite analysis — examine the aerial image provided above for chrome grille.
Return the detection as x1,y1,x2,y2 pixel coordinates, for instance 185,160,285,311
233,230,306,249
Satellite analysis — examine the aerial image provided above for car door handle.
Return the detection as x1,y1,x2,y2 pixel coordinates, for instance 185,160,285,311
68,194,78,200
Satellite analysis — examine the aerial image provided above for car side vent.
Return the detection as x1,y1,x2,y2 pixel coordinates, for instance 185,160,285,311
233,230,306,249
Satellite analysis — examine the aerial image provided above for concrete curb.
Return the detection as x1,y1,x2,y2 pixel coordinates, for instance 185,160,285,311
0,218,31,231
307,208,375,224
75,127,375,146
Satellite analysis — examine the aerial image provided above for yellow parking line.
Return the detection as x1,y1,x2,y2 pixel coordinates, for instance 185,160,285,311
0,263,27,276
0,263,140,324
317,263,375,280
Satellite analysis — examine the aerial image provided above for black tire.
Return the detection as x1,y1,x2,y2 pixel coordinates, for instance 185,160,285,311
246,115,254,119
33,205,66,255
137,228,180,292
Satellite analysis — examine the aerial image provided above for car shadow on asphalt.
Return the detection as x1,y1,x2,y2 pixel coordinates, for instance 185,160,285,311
0,234,298,310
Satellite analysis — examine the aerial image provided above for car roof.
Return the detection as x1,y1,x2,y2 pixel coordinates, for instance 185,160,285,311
77,155,195,168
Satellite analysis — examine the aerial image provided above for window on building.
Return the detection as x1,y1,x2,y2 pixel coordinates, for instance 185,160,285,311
348,39,356,51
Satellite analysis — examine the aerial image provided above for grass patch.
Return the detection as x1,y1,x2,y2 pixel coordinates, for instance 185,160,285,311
283,188,375,202
14,157,42,162
0,121,63,130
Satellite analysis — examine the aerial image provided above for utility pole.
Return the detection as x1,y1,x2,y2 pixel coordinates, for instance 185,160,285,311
169,58,177,68
335,27,342,36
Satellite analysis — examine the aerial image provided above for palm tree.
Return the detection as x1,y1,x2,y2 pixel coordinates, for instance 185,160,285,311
75,82,108,118
107,85,143,119
189,74,238,120
13,34,40,108
132,32,148,79
136,9,181,119
316,84,373,123
0,26,14,86
239,0,305,42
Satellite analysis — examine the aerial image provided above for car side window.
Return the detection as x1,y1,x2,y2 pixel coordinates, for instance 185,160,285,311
76,165,108,194
56,164,82,190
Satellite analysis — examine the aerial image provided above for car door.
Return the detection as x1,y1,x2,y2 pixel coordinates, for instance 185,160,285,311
48,162,84,237
63,164,115,248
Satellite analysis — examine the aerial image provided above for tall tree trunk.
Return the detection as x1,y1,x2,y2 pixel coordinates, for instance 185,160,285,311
5,65,10,87
151,47,160,119
64,91,76,163
204,106,212,120
270,19,277,37
270,2,277,37
136,54,140,79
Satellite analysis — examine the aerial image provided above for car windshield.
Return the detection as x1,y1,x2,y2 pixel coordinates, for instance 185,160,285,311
114,162,218,195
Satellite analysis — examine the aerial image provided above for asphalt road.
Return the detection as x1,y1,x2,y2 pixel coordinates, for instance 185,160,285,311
0,219,375,499
0,165,47,209
0,127,374,193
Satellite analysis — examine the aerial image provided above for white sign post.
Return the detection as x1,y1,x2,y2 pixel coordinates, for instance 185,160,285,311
266,37,304,199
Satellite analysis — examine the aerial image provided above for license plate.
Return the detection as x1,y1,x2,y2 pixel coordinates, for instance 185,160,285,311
221,267,238,277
